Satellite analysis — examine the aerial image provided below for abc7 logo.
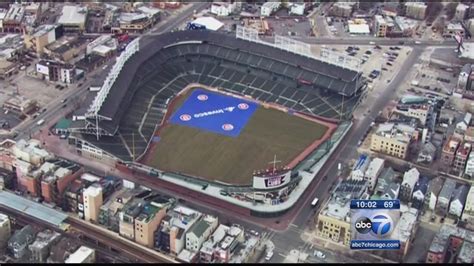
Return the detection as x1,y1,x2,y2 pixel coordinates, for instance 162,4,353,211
354,214,394,237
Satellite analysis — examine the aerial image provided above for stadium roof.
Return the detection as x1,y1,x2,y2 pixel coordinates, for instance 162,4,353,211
96,31,361,123
191,17,224,31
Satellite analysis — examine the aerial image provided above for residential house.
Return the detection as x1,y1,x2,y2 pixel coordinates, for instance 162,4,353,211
184,215,218,253
436,179,457,216
28,229,61,262
417,142,437,164
350,154,371,181
456,113,472,133
458,64,472,91
461,185,474,229
200,224,229,263
454,142,472,176
154,205,202,256
412,176,430,210
0,213,11,249
425,177,445,211
399,168,420,203
455,3,469,21
449,185,470,218
260,2,280,17
385,207,419,261
8,225,36,259
210,2,236,16
372,167,400,200
364,158,385,191
441,136,461,169
465,150,474,179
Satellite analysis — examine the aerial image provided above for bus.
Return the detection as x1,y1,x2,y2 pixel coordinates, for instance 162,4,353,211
311,197,319,207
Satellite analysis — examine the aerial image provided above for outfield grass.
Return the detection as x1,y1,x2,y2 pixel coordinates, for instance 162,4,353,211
145,90,328,185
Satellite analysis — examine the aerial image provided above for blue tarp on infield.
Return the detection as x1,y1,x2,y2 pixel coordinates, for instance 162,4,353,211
170,89,258,137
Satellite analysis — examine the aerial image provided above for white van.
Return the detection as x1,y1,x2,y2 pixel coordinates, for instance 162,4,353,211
311,197,319,207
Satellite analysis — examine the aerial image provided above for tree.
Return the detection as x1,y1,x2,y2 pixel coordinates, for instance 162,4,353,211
445,2,457,21
425,2,443,23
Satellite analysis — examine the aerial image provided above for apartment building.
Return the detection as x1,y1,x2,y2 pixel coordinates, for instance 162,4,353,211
370,123,415,159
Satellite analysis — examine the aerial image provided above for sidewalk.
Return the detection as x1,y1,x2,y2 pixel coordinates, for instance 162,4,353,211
301,230,396,263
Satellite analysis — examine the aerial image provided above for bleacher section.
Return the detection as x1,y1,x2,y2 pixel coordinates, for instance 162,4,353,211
76,31,364,162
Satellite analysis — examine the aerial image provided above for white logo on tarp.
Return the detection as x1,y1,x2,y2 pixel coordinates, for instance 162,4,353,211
197,94,208,101
238,103,249,110
194,106,237,118
180,114,192,121
222,124,234,131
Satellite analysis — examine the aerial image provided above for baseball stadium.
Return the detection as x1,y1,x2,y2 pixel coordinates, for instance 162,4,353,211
70,30,365,215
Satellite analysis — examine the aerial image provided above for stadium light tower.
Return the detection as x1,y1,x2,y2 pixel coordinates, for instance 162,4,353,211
340,87,346,121
268,154,282,174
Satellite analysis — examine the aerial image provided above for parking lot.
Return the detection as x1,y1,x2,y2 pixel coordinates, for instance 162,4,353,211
310,44,410,81
0,63,71,131
266,17,313,37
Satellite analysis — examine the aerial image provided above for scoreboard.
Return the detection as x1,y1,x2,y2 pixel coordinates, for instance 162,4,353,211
252,170,291,190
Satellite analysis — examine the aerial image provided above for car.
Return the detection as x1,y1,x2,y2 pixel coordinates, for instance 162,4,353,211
357,140,363,146
265,251,274,261
314,251,326,259
398,41,405,45
62,104,67,108
415,41,421,45
365,50,372,55
387,62,393,66
61,98,67,103
249,229,259,236
381,67,388,71
375,45,382,49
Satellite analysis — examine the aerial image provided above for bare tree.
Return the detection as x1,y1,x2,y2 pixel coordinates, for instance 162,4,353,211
445,2,457,21
426,1,443,23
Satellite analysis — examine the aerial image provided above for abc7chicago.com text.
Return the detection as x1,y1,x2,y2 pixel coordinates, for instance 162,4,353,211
350,240,400,249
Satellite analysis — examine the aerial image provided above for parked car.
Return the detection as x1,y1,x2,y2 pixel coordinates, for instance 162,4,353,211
314,251,326,259
265,251,274,261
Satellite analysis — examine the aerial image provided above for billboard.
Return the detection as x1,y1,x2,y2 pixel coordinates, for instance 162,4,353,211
36,64,50,75
253,170,291,190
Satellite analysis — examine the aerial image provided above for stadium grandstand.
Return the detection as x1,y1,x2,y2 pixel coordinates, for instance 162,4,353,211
70,30,364,162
